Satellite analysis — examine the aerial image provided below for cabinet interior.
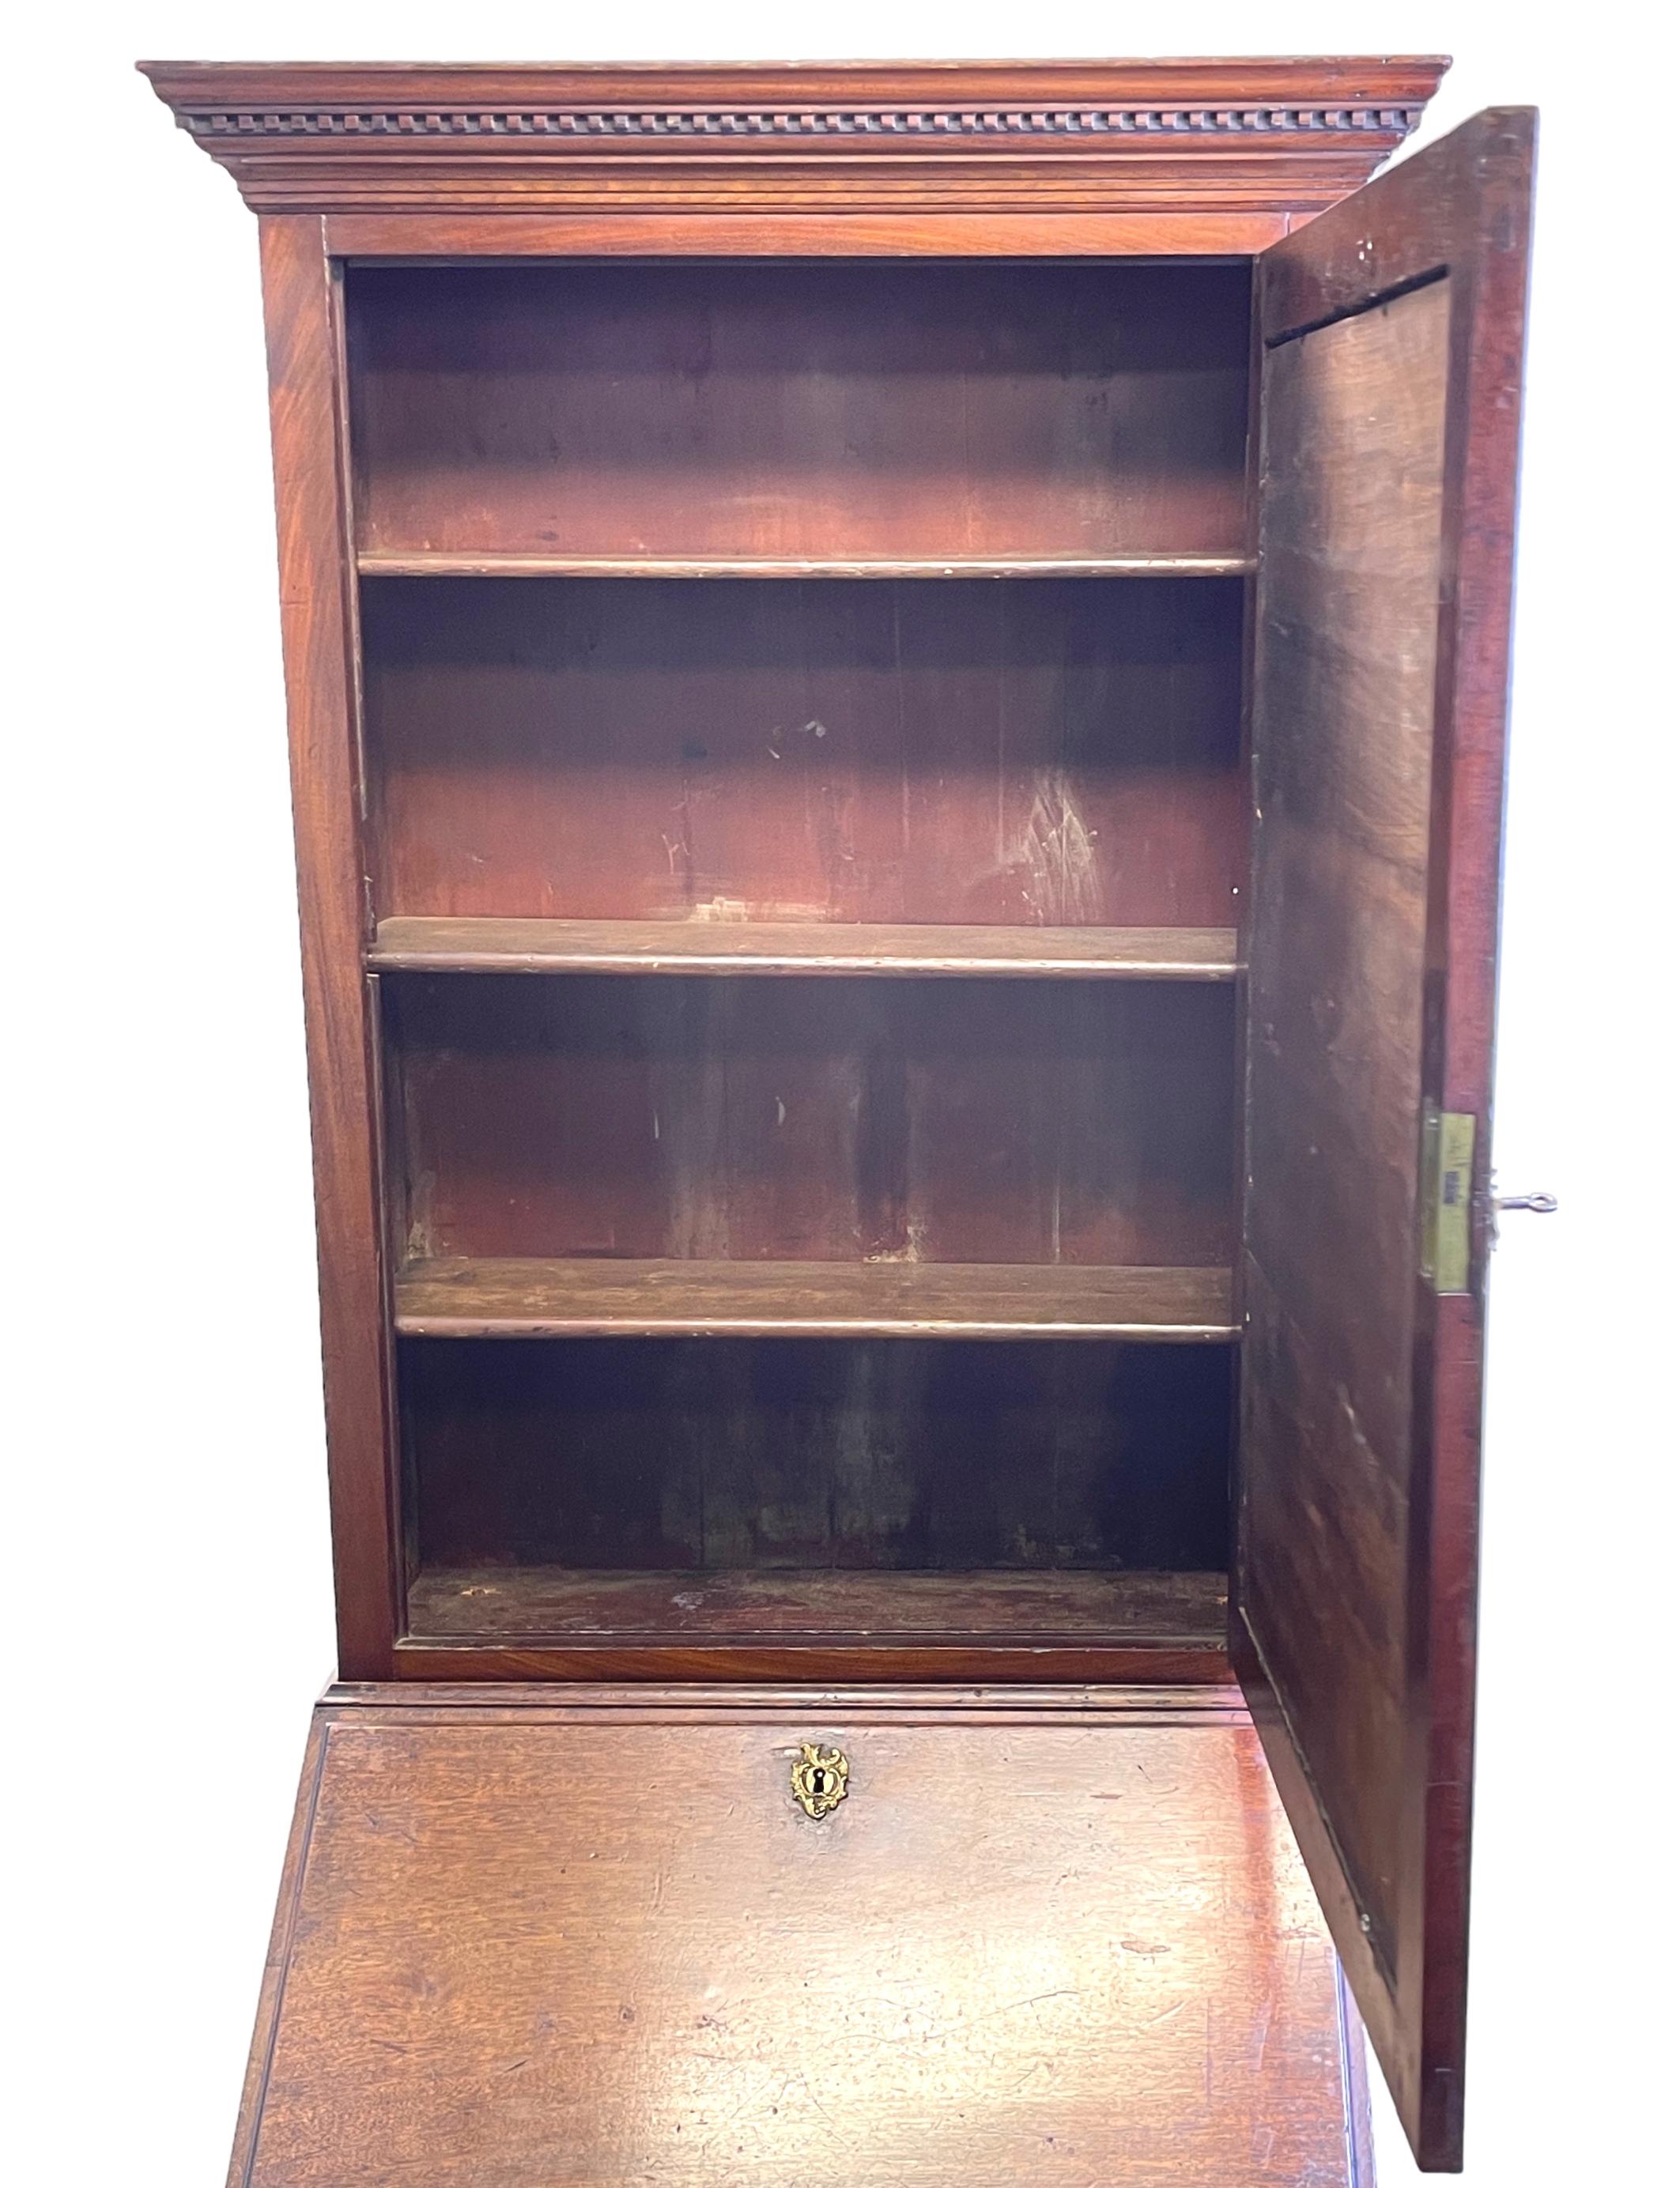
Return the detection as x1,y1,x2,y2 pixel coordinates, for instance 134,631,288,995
347,254,1254,1666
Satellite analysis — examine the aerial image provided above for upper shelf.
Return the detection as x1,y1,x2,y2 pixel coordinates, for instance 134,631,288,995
370,917,1241,980
357,551,1256,581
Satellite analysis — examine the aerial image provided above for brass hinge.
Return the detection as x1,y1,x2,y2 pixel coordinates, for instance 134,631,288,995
1420,1103,1476,1295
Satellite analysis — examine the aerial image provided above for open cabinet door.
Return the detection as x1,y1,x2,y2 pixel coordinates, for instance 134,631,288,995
1239,108,1535,2171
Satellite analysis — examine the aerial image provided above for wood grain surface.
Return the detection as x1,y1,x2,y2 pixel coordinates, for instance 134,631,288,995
259,216,400,1679
150,61,1516,2179
346,262,1252,562
361,574,1246,931
325,211,1293,259
394,1255,1236,1341
385,974,1236,1271
1248,267,1452,2001
406,1564,1228,1643
371,917,1240,980
1240,109,1535,2170
228,1690,1369,2188
141,56,1441,220
392,1641,1236,1686
359,550,1255,577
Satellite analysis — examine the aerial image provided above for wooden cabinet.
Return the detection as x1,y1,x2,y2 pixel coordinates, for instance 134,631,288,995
144,56,1534,2179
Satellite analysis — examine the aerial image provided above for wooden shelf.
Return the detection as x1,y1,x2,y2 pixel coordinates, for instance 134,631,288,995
394,1256,1236,1341
371,916,1241,981
406,1564,1229,1646
357,550,1255,580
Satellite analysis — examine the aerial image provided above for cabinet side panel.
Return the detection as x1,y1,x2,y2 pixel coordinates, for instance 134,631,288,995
225,1713,329,2188
259,214,398,1677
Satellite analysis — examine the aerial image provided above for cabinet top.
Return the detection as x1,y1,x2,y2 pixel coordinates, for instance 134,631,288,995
139,56,1447,217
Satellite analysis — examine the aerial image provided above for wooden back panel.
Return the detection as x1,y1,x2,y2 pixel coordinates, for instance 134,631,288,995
363,575,1246,929
387,972,1236,1269
405,1334,1233,1574
347,259,1252,560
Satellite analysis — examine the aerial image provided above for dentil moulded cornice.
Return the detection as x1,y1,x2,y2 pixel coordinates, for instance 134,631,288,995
138,58,1449,216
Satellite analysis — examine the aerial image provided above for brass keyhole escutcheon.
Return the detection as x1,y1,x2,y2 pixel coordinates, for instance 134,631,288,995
791,1741,849,1820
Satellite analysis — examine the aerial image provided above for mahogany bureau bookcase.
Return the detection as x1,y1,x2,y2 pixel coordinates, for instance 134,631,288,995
144,56,1538,2184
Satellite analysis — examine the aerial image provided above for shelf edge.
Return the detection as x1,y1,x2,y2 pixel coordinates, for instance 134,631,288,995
392,1257,1239,1344
369,919,1243,982
357,551,1258,580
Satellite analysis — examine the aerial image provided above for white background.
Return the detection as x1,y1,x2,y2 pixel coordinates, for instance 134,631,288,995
8,4,1674,2181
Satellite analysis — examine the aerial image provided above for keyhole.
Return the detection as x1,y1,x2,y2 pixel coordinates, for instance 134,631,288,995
810,1768,829,1796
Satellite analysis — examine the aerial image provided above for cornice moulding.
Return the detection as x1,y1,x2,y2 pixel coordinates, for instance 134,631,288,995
140,58,1448,215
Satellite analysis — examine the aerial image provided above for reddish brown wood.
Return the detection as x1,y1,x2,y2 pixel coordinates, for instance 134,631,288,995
384,975,1236,1270
225,1688,1367,2183
371,916,1240,980
346,262,1251,563
406,1563,1226,1640
152,64,1447,1708
1418,109,1537,2186
328,210,1292,258
361,574,1246,931
1223,244,1267,1651
391,1639,1233,1684
327,1681,1250,1716
259,216,398,1681
392,1583,1236,1681
142,58,1444,217
224,1714,328,2188
1239,108,1535,2171
358,550,1254,576
142,58,1516,2182
398,1567,1233,1689
1245,273,1452,2031
395,1255,1236,1340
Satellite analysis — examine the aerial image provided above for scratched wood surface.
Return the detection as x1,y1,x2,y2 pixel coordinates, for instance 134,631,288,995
1244,272,1450,1997
385,973,1236,1270
231,1692,1366,2188
1240,110,1535,2169
361,575,1245,930
394,1255,1236,1340
346,260,1251,560
402,1336,1233,1578
370,916,1241,979
406,1564,1229,1642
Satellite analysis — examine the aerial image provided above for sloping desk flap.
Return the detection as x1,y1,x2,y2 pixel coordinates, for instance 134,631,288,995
230,1687,1369,2186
